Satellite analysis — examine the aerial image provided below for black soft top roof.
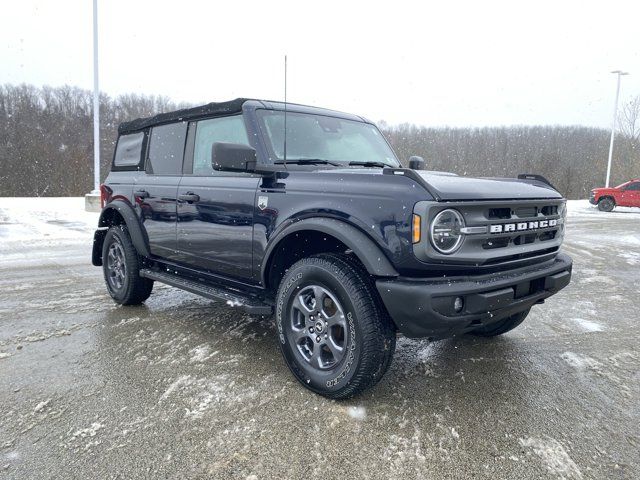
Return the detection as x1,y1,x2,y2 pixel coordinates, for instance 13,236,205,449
118,98,250,135
118,98,369,135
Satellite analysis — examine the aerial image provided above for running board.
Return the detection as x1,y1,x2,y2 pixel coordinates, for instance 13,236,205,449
139,269,273,315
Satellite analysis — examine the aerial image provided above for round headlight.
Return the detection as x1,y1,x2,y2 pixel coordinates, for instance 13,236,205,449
430,209,465,254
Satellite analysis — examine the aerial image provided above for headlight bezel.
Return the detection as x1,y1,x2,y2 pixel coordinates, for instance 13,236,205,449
429,208,465,254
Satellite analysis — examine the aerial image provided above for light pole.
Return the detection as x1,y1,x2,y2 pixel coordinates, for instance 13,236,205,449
605,70,629,188
85,0,101,211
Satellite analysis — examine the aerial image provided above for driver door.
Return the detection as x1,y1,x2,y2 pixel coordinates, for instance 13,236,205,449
620,181,640,207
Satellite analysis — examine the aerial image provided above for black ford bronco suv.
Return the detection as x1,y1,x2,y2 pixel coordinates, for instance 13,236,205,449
93,98,572,399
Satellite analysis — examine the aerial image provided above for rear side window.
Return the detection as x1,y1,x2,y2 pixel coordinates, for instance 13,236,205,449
147,122,188,175
114,132,144,168
193,115,249,175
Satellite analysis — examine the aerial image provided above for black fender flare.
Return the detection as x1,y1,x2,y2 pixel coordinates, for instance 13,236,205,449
92,200,150,265
261,217,399,285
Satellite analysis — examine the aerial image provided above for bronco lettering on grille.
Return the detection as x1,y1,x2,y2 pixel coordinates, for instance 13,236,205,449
490,218,557,234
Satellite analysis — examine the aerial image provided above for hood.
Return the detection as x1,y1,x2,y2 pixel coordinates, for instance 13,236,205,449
415,171,563,201
318,167,563,201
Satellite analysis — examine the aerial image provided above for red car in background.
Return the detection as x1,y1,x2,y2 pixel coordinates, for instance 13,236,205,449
590,179,640,211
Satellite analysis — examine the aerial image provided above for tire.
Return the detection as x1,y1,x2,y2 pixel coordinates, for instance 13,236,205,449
471,308,530,337
597,197,615,212
275,253,396,399
102,225,154,305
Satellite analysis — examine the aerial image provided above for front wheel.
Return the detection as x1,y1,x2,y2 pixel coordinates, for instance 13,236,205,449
102,225,154,305
471,308,530,337
597,197,615,212
275,253,396,399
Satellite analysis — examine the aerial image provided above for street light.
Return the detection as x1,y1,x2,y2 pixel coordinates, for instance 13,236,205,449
605,70,629,188
85,0,101,212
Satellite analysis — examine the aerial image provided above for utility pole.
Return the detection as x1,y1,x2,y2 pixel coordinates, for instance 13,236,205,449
605,70,629,187
86,0,101,211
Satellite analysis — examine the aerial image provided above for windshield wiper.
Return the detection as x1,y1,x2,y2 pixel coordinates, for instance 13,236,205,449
348,161,389,168
275,158,342,166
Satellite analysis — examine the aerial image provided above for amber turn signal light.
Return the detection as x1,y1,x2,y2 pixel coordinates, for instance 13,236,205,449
412,214,421,243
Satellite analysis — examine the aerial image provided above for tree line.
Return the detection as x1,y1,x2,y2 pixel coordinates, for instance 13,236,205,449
1,83,638,199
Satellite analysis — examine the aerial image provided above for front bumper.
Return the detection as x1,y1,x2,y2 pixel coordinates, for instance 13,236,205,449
589,194,597,205
376,253,572,339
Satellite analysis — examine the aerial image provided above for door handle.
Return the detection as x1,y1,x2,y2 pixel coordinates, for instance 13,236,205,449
178,193,200,203
134,189,149,198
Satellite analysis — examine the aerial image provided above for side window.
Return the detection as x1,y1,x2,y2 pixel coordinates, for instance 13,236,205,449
113,132,144,168
147,122,188,175
626,182,640,191
193,115,249,175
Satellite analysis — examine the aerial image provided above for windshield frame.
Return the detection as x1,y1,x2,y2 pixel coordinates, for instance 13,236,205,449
255,109,401,168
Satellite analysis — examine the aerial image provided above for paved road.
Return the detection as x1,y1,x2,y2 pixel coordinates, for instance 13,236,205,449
0,199,638,479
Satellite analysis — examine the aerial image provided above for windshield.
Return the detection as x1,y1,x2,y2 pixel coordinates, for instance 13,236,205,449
256,110,400,167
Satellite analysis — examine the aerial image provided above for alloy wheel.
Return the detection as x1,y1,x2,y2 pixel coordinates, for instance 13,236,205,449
106,240,126,290
289,285,347,370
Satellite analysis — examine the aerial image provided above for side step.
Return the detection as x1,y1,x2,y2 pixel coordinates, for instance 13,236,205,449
139,268,273,316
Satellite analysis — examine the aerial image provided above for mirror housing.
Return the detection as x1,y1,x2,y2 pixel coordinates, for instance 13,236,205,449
408,156,425,170
212,142,258,172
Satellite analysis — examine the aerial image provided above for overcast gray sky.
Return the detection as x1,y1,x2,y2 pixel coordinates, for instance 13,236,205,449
2,0,639,128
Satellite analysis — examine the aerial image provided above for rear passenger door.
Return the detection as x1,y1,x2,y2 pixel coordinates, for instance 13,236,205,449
176,115,260,281
135,121,187,261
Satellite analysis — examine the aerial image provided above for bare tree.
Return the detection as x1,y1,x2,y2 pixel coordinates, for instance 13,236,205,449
1,82,639,199
618,95,640,145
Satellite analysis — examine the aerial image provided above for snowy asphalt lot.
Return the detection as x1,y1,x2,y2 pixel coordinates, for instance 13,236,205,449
0,198,638,479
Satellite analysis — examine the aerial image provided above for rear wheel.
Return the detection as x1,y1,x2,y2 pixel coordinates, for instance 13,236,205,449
597,197,615,212
471,309,530,337
102,225,153,305
275,253,396,399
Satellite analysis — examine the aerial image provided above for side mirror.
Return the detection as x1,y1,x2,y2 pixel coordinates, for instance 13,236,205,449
212,142,258,172
408,156,425,170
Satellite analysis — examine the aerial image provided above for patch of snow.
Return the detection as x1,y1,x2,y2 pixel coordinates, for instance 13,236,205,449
347,406,367,420
0,352,11,359
519,436,582,479
0,197,99,245
116,316,141,326
619,251,640,265
570,318,604,332
188,344,218,363
566,199,640,217
185,392,216,418
72,422,104,439
159,375,193,402
33,399,51,413
561,352,602,370
23,329,72,342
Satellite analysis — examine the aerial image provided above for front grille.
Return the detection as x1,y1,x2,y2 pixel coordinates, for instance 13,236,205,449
488,207,511,219
413,199,566,266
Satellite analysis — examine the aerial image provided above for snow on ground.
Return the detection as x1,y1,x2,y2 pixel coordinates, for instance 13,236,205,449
566,199,640,217
0,197,98,244
518,437,583,479
1,195,638,478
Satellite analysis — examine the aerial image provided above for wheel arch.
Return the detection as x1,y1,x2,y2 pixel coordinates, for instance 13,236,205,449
92,200,150,266
261,217,398,290
598,195,616,204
